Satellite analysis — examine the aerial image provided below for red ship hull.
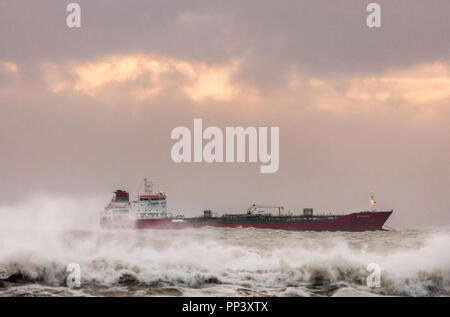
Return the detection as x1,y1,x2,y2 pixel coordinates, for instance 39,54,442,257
101,211,393,232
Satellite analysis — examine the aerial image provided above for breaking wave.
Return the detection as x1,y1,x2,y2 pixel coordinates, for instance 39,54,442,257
0,226,449,296
0,195,448,296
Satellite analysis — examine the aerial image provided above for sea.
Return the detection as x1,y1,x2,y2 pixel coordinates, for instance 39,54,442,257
0,227,449,297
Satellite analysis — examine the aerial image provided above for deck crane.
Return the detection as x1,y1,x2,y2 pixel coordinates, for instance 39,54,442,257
246,204,285,216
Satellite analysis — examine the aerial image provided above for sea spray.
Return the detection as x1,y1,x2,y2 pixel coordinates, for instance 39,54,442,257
0,224,448,296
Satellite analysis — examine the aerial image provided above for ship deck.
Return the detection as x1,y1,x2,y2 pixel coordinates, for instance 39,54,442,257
181,213,343,224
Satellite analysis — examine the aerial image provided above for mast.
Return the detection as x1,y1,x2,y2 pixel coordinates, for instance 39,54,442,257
144,177,154,194
370,192,376,211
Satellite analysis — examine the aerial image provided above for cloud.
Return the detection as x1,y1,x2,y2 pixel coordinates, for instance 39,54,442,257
286,62,450,119
0,61,18,74
0,60,19,96
346,63,450,104
44,54,258,104
42,54,450,121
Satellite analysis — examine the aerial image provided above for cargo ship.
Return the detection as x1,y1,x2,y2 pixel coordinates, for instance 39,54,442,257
100,179,393,231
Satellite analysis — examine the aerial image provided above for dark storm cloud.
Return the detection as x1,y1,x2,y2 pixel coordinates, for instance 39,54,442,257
1,1,449,75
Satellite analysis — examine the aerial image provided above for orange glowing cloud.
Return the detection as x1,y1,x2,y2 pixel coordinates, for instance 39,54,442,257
43,54,450,120
45,54,256,103
0,60,20,97
0,61,18,74
286,62,450,119
347,62,450,104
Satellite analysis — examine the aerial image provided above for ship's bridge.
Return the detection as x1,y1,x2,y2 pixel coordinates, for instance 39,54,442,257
139,193,167,201
132,192,168,216
129,179,169,218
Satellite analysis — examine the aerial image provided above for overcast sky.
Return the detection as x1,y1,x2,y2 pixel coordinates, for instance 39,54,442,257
1,1,449,228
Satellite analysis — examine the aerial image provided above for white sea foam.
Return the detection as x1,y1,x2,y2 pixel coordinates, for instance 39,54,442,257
0,196,449,296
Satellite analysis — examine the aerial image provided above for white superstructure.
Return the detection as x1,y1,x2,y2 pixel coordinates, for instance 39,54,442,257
101,178,169,222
